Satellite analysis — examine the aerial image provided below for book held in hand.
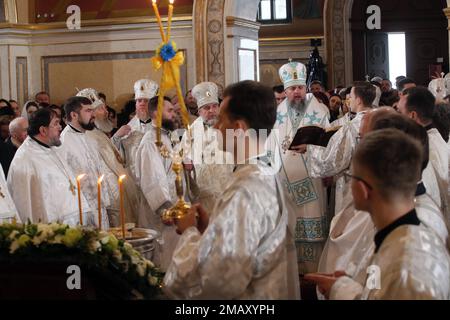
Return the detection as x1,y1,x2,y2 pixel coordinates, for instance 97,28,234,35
289,125,341,149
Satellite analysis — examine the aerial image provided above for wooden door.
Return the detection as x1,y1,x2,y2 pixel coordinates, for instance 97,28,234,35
366,32,389,80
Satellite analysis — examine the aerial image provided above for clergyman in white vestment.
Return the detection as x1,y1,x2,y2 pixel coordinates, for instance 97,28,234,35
0,163,19,223
77,88,141,226
307,130,450,300
58,96,110,228
112,79,159,181
267,61,330,274
164,81,300,299
135,96,181,271
398,88,449,222
8,108,91,225
181,81,234,213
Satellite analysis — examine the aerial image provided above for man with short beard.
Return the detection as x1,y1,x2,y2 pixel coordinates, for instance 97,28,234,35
182,82,234,213
77,89,141,227
185,89,198,123
8,108,91,225
135,95,180,271
267,60,330,277
58,96,110,228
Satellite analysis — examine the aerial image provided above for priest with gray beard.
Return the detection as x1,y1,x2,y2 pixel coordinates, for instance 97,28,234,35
181,81,234,213
267,60,330,277
76,88,141,227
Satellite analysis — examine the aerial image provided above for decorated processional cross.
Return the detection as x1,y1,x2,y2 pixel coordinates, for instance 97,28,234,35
151,0,192,223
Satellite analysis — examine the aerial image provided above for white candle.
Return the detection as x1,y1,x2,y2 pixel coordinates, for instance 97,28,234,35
97,175,104,230
118,175,127,239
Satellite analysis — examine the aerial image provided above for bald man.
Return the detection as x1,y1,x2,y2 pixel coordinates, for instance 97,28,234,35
0,117,28,177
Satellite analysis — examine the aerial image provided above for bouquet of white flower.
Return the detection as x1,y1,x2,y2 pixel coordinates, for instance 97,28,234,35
0,222,164,299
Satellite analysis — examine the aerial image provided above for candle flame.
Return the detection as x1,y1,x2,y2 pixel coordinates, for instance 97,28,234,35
152,0,157,4
169,0,174,4
119,175,126,183
77,174,86,181
98,175,104,184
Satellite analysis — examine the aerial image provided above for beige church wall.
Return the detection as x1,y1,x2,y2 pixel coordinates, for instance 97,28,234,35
0,40,31,106
1,18,195,111
0,45,8,99
44,51,187,110
16,0,30,23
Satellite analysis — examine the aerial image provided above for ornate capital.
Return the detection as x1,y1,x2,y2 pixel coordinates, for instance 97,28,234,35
444,7,450,19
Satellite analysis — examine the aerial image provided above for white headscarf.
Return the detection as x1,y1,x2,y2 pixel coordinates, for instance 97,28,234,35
21,100,39,119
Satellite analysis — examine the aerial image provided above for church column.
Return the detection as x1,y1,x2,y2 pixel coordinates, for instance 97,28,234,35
444,6,450,66
324,0,354,88
0,0,16,99
193,0,260,93
224,16,260,85
193,0,227,92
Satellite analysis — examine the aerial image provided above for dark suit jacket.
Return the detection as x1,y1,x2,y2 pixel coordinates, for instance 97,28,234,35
0,138,18,178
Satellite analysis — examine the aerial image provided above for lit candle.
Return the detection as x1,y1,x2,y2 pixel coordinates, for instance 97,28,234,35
118,175,126,239
167,0,174,41
97,175,104,230
76,174,86,226
152,0,167,43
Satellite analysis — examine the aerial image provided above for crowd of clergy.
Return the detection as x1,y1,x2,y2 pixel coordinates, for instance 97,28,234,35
1,60,450,300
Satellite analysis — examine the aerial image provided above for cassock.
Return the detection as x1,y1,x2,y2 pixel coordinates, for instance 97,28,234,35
7,137,91,225
135,124,180,271
0,163,19,223
330,211,450,300
428,127,449,222
163,159,300,300
317,201,374,277
86,128,141,226
0,137,18,178
267,93,330,274
309,111,367,215
58,125,110,228
182,117,234,213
